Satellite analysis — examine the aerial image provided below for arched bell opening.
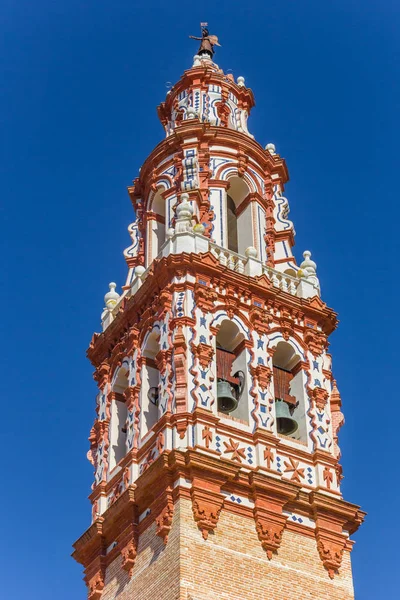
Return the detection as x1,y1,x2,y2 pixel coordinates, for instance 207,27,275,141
109,366,129,472
140,331,161,438
225,176,254,256
272,342,307,442
215,319,249,422
147,189,166,265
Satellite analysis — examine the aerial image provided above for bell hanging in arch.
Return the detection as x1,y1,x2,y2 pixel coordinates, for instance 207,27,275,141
217,380,238,413
275,399,298,435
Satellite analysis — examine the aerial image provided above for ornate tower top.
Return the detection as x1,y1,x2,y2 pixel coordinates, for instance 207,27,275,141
73,34,364,600
158,40,254,138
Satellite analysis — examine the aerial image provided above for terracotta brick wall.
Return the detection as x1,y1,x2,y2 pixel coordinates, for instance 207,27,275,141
101,498,355,600
102,503,181,600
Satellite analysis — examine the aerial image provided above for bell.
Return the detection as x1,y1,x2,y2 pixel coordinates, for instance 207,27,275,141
275,400,298,435
217,380,238,413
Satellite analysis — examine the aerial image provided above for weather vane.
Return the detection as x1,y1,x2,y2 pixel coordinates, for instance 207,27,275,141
189,22,221,59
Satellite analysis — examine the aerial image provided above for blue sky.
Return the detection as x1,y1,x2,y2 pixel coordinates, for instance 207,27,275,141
1,1,398,598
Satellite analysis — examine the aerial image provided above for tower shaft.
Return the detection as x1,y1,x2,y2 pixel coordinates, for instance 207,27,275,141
73,52,364,600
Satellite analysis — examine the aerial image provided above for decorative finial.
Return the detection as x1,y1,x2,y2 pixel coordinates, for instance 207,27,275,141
104,282,120,310
237,76,245,87
245,246,258,258
101,282,121,328
193,223,206,235
300,251,317,273
134,265,146,278
265,143,276,155
189,23,221,59
298,251,320,294
175,193,194,233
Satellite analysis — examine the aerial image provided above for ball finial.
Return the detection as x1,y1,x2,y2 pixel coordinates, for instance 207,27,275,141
245,246,258,258
265,143,276,155
104,282,120,309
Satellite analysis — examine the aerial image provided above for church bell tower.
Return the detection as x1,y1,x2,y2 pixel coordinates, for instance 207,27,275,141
73,31,364,600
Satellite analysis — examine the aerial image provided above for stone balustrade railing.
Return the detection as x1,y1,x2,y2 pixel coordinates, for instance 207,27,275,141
261,265,299,295
210,244,246,274
103,232,319,330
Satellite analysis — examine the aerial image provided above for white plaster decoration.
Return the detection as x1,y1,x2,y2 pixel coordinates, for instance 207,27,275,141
255,203,267,264
298,251,321,296
93,384,110,486
213,432,256,468
97,495,108,518
192,54,201,67
210,244,247,274
172,232,206,259
124,232,314,303
283,511,316,529
181,149,200,191
278,453,315,487
245,246,258,258
158,314,172,417
265,143,276,155
187,106,198,119
126,350,140,452
167,192,178,228
238,108,254,138
315,462,340,494
127,265,148,298
124,220,140,258
262,265,299,294
237,76,245,87
101,283,120,330
223,491,254,508
306,349,334,454
273,186,294,233
245,254,263,277
244,246,262,277
135,265,146,278
104,282,120,309
175,194,194,233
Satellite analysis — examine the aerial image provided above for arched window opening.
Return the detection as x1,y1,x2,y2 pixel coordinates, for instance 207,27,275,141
226,177,253,255
141,331,160,438
216,319,248,422
227,195,238,253
109,367,129,472
148,190,166,264
272,342,307,441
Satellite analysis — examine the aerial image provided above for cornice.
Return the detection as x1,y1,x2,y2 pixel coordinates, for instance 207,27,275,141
87,251,337,366
74,448,364,584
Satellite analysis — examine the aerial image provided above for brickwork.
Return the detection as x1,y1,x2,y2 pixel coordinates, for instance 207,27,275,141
101,498,354,600
180,498,354,600
102,503,181,600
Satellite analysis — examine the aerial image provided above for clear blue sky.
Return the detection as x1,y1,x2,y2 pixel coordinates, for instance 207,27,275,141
1,1,398,598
